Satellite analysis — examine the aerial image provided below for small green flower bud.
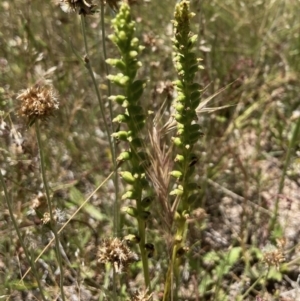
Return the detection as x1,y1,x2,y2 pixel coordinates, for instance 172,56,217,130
129,50,138,58
113,114,129,123
175,103,185,112
170,187,184,196
175,235,183,243
170,170,183,179
130,37,139,47
122,206,138,217
118,30,127,41
175,154,184,162
107,74,129,87
121,190,136,200
108,95,127,105
119,171,136,184
174,113,184,122
117,151,132,162
124,234,140,244
111,131,129,141
106,58,126,72
172,137,183,147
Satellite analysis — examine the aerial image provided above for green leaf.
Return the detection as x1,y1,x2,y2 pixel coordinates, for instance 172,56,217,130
227,247,242,265
130,80,146,102
69,187,105,221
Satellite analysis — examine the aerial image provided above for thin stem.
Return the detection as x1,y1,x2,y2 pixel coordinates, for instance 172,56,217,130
240,266,269,300
269,116,300,232
0,169,47,301
80,14,112,143
80,13,116,192
138,218,151,290
99,1,120,238
35,120,66,301
81,12,119,299
100,1,113,124
163,244,178,301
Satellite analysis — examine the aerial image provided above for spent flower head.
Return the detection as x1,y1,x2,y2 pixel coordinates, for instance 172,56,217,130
17,84,59,125
97,237,138,273
60,0,98,15
131,290,153,301
262,243,285,270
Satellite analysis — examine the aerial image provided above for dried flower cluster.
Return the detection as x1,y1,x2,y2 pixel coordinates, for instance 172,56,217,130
262,243,285,269
131,290,153,301
41,209,66,225
17,84,59,123
60,0,98,15
97,238,138,273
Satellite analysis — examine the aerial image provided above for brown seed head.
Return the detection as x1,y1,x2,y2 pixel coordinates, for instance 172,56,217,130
17,84,59,124
262,244,285,269
97,237,138,273
60,0,98,15
131,290,153,301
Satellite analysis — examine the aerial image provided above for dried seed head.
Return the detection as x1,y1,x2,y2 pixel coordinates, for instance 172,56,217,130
131,290,153,301
41,212,51,224
60,0,98,15
97,237,138,273
17,84,59,124
262,244,285,269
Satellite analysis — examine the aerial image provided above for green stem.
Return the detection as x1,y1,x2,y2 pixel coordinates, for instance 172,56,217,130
80,15,113,151
35,120,66,301
81,12,120,300
100,1,113,126
240,266,270,300
99,2,120,238
269,116,300,232
0,171,47,301
163,244,178,301
138,218,151,290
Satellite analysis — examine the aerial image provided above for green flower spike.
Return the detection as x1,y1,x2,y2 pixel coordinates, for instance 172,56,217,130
107,2,151,289
164,2,203,300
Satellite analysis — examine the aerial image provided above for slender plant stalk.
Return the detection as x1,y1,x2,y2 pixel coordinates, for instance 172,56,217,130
81,12,119,299
100,1,113,124
0,171,47,301
240,266,270,300
269,116,300,232
35,120,66,301
80,14,120,235
99,1,120,237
